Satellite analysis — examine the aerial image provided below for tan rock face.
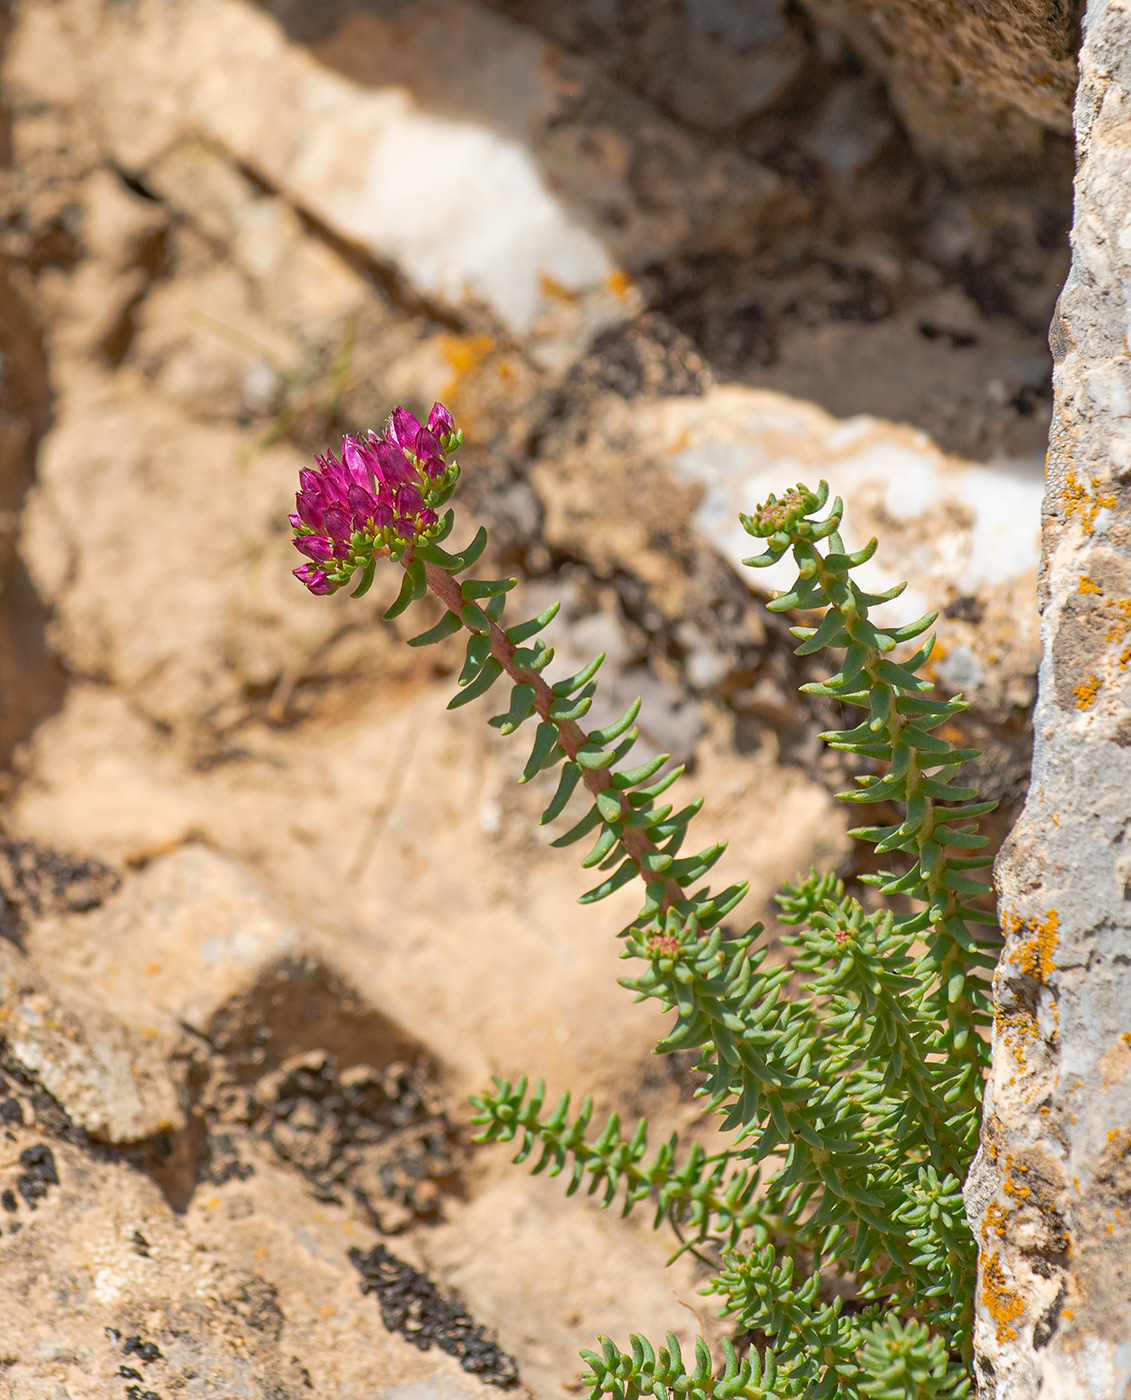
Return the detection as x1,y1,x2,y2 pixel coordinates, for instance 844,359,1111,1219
0,1103,499,1399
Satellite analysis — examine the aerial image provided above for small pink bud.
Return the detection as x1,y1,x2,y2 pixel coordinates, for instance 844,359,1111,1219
294,534,335,562
347,483,379,525
293,562,334,594
427,402,454,438
371,437,415,488
323,504,352,542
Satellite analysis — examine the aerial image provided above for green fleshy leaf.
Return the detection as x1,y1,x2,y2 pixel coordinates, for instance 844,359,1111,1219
407,610,462,647
611,754,669,790
462,576,517,599
351,555,377,598
460,600,490,630
552,654,605,698
579,858,638,904
506,602,560,644
576,742,619,771
384,558,426,619
488,683,538,734
549,691,595,723
459,633,492,685
550,804,602,847
625,767,684,803
447,656,503,709
588,698,643,746
520,721,564,783
540,763,583,823
582,823,620,869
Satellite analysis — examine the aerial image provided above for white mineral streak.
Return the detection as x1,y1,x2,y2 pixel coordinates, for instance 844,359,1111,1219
86,0,618,350
969,3,1131,1396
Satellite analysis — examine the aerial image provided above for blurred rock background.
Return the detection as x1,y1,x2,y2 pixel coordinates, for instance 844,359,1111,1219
0,1,1075,1396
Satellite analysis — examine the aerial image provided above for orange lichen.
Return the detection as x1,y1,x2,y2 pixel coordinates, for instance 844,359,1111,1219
441,332,499,407
982,1198,1010,1243
1063,470,1116,534
996,1006,1039,1068
1074,674,1102,708
1079,575,1104,594
1002,1155,1033,1204
605,269,633,301
982,1252,1025,1342
1005,908,1059,984
1106,1127,1131,1156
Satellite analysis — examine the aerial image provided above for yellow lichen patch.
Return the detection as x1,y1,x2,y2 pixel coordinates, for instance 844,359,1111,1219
983,1251,1025,1342
1105,1127,1131,1156
1003,908,1059,983
996,1006,1039,1068
1079,575,1104,594
538,272,578,305
1002,1155,1033,1205
605,268,633,301
1102,596,1131,673
1063,470,1116,535
1074,674,1102,708
981,1198,1010,1244
441,331,499,403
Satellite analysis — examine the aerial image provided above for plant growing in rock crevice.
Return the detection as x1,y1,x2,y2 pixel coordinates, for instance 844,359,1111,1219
288,405,996,1400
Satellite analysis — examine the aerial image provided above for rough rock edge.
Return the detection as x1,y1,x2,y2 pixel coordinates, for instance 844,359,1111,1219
970,3,1131,1396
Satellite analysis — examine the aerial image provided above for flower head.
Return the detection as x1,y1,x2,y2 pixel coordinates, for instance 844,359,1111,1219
290,402,463,595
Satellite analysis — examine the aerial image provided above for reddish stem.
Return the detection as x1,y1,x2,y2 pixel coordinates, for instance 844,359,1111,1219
423,562,685,913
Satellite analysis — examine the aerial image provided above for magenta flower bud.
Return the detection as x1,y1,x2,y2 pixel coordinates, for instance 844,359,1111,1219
342,435,376,490
322,504,352,543
389,407,425,452
316,451,351,501
293,562,334,594
295,491,324,532
417,506,438,530
347,482,379,526
394,483,425,517
371,437,415,488
294,534,335,562
389,406,444,477
427,402,454,439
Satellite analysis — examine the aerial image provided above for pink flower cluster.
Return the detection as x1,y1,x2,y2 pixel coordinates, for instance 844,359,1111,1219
291,403,460,595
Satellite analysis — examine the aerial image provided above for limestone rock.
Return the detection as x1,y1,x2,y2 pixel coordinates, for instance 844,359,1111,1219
44,0,792,368
0,1112,495,1399
796,0,1080,174
0,939,181,1144
23,845,305,1047
970,2,1131,1396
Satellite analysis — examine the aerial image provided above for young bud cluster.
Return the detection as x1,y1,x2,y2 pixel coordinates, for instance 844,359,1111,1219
290,402,463,596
